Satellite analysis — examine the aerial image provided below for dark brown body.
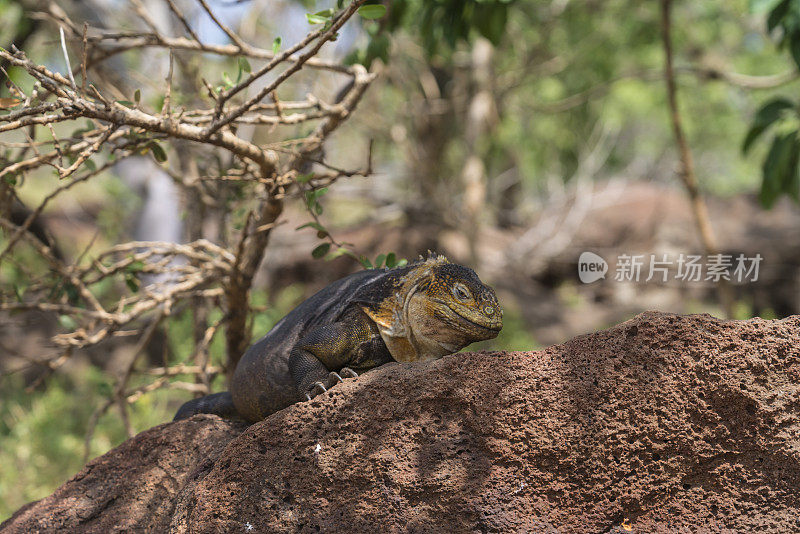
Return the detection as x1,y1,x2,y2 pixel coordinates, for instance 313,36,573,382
231,269,391,421
174,257,502,423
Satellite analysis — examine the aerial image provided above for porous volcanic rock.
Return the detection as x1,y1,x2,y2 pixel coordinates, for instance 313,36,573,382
3,312,799,533
1,415,246,533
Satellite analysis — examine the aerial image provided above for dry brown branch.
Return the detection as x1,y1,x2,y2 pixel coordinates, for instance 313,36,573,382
0,152,135,263
45,2,357,76
165,0,201,43
1,0,377,436
524,67,799,114
144,364,223,377
0,50,280,175
195,0,247,50
207,0,369,134
660,0,733,317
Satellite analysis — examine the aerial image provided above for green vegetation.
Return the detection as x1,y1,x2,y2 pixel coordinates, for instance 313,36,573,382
0,369,174,519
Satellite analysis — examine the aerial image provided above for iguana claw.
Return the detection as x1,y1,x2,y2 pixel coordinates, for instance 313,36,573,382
323,368,359,387
303,381,329,401
325,368,359,387
339,367,359,379
304,368,360,401
312,381,328,395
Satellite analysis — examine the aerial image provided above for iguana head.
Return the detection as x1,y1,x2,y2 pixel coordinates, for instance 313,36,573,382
363,254,503,362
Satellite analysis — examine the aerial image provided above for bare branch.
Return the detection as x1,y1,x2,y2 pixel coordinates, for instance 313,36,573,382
1,0,378,431
660,0,733,317
195,0,247,50
59,25,77,90
206,0,369,135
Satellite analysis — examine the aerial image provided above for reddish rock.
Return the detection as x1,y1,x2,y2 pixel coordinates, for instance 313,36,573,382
3,312,799,533
1,416,246,533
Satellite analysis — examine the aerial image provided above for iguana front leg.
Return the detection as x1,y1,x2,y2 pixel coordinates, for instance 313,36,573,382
288,321,366,401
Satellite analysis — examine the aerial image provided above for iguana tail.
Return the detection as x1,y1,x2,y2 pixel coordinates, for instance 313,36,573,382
173,391,242,421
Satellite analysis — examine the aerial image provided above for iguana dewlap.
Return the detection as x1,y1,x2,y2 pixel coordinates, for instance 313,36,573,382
173,254,502,423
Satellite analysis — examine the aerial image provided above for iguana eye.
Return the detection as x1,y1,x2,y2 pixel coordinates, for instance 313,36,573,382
453,284,470,301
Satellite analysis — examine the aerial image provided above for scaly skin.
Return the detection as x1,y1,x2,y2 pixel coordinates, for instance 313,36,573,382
173,254,502,423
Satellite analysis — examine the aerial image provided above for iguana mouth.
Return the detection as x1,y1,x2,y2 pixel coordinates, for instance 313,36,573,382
430,298,501,333
449,309,502,333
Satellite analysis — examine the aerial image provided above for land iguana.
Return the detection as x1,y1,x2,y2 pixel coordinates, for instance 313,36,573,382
173,254,502,423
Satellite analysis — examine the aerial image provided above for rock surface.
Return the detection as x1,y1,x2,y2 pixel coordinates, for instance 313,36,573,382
3,312,799,533
1,415,247,533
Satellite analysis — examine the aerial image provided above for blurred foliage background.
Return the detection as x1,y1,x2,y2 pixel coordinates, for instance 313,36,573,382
2,0,800,520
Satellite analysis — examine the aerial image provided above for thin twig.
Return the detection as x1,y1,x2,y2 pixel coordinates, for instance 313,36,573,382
59,26,77,90
195,0,247,50
660,0,733,318
162,48,173,116
81,23,88,95
206,0,368,136
166,0,202,43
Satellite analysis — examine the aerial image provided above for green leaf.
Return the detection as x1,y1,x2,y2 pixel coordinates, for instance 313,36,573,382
125,260,146,273
767,0,790,32
790,35,800,70
395,258,408,268
58,315,77,330
365,34,390,66
358,4,387,20
343,49,366,67
64,283,80,305
296,221,328,234
475,3,508,45
3,174,17,186
742,98,795,154
134,88,141,104
304,187,328,215
222,72,234,88
374,253,386,268
326,247,358,261
96,379,113,397
84,158,97,172
781,134,800,203
272,37,281,55
238,57,251,74
148,141,168,163
790,149,800,202
297,172,314,183
359,256,373,269
116,100,135,107
760,133,796,207
385,252,397,268
13,283,24,302
125,273,140,293
307,9,333,24
316,186,329,198
312,243,331,258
